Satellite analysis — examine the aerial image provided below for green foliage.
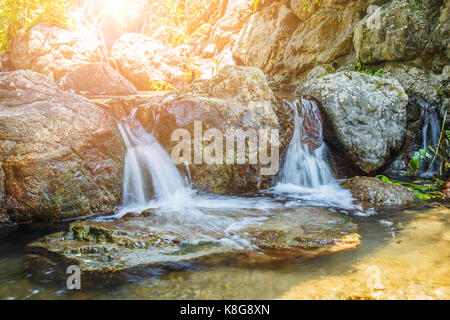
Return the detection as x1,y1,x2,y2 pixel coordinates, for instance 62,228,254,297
405,0,424,10
435,86,445,95
376,175,444,200
356,62,384,77
0,0,75,52
408,110,449,176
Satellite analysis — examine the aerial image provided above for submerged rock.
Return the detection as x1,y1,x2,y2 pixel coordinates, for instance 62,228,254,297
58,63,138,96
10,23,108,81
296,71,408,174
28,206,360,273
111,33,188,90
0,71,126,224
342,176,417,205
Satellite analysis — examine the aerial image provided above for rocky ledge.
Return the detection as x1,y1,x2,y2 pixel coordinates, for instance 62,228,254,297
342,176,418,205
28,206,360,273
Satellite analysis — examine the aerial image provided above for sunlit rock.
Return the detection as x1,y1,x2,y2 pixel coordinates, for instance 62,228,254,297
111,33,188,90
232,2,299,83
210,0,254,51
58,62,138,96
290,0,321,22
83,0,147,49
10,23,108,81
283,2,363,77
296,71,408,174
0,70,125,224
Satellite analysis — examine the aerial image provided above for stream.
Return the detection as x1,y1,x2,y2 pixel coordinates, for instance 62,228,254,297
0,97,448,300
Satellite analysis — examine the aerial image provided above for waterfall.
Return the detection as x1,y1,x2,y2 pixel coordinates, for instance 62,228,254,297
420,103,441,175
279,98,334,187
273,97,357,210
117,108,187,209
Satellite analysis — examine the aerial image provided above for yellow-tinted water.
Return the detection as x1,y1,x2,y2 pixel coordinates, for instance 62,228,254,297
0,203,448,300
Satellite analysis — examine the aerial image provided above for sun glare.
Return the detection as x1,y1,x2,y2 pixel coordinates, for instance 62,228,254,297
107,0,130,18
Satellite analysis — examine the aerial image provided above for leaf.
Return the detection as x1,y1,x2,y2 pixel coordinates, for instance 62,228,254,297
253,0,260,12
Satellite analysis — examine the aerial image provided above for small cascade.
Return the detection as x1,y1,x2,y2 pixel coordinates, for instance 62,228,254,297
419,102,441,175
279,98,334,187
117,108,187,208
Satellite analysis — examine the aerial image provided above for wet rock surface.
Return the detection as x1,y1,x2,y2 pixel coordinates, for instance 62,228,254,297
296,71,408,174
27,206,360,273
342,176,418,205
58,62,138,96
0,70,126,224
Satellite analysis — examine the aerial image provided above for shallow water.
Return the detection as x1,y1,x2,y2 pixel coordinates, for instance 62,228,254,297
0,200,448,300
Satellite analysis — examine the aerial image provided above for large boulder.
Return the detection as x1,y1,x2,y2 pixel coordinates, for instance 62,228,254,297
10,23,108,81
342,176,417,205
58,62,138,96
232,2,299,83
111,33,188,90
296,71,408,174
162,66,282,194
353,0,434,64
0,71,126,224
283,4,363,76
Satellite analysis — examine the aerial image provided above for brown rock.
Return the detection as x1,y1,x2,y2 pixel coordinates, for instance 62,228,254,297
0,70,126,224
342,176,418,205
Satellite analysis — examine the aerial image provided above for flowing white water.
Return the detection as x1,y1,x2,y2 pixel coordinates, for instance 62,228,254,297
274,98,358,210
117,108,187,207
107,98,360,243
279,98,333,187
419,102,441,175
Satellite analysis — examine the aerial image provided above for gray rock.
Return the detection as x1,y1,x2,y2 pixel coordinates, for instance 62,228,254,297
0,71,125,224
296,71,408,174
10,23,108,81
353,0,432,64
381,62,444,104
58,63,138,96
